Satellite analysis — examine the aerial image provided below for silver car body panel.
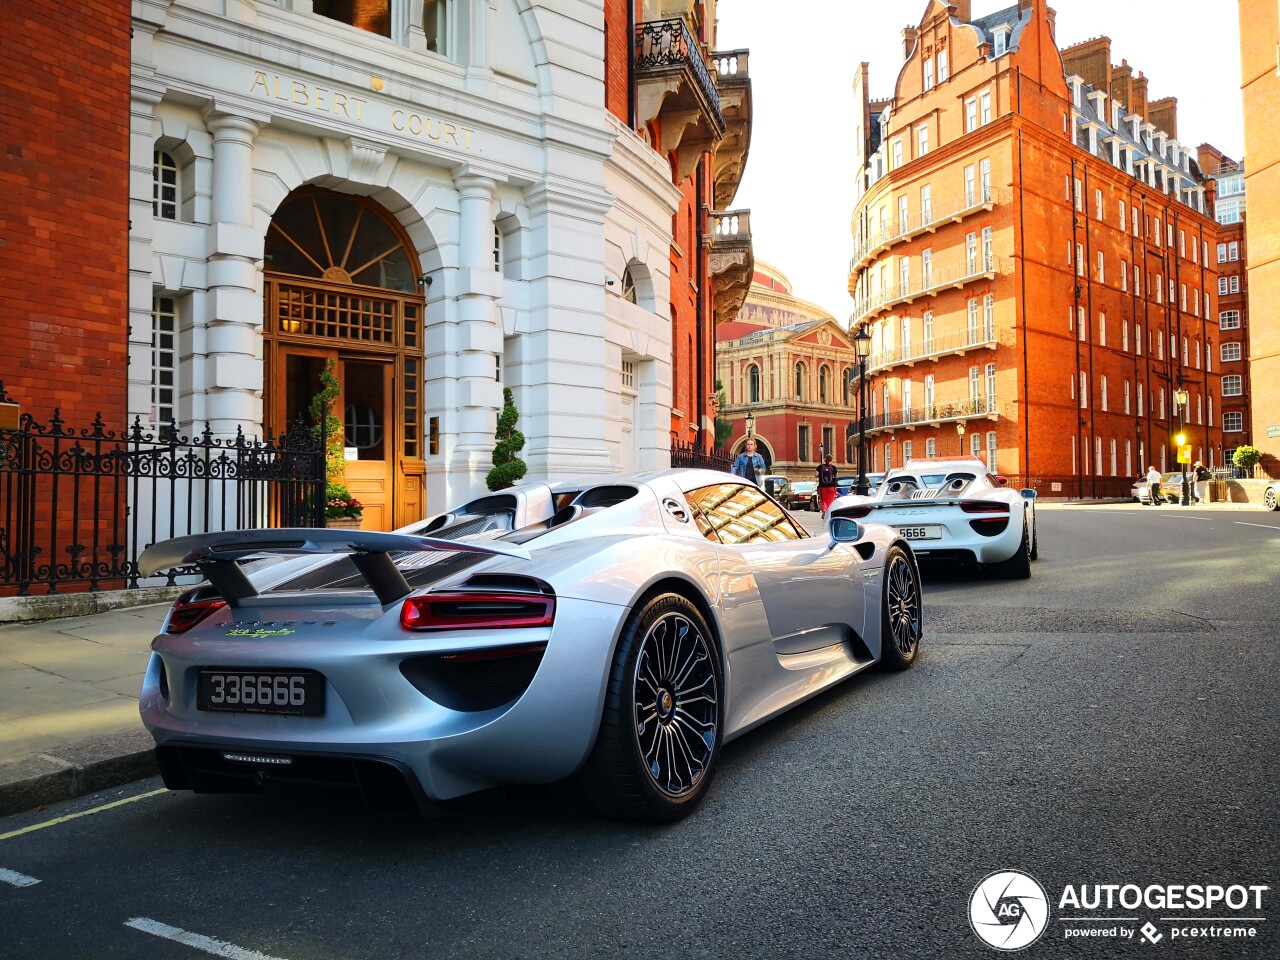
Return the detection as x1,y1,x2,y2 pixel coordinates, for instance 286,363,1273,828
140,469,912,802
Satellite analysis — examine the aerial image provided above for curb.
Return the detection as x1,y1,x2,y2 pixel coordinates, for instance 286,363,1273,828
0,729,158,819
0,586,184,625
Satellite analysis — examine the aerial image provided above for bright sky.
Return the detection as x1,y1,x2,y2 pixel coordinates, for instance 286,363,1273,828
714,0,1245,322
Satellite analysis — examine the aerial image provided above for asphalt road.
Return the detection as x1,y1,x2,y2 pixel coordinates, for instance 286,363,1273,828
1,505,1277,959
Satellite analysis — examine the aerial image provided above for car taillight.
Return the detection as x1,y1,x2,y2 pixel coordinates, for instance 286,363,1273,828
165,594,228,634
960,501,1010,514
400,592,556,631
833,505,872,519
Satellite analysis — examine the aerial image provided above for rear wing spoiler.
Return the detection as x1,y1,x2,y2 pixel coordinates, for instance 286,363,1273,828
138,528,530,607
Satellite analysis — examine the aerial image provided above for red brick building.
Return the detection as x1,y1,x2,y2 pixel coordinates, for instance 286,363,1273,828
717,263,859,479
0,0,130,425
605,1,753,451
1197,145,1251,458
848,0,1223,496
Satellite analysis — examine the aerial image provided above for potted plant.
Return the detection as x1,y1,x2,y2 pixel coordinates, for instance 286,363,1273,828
486,388,528,491
309,359,364,528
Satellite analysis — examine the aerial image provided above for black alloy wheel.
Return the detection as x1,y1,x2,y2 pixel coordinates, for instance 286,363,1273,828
879,545,921,670
581,593,721,821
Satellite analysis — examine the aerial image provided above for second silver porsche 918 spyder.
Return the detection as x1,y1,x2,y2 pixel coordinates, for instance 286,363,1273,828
138,469,922,822
828,458,1038,578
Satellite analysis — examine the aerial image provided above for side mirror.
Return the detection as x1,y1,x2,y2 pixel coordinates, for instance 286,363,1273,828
1020,488,1037,500
829,517,862,543
994,475,1009,487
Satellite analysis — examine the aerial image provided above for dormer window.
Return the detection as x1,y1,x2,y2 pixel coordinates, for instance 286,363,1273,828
993,28,1008,56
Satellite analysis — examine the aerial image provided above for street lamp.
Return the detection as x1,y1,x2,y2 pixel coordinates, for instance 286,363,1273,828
745,409,755,438
956,419,967,457
853,326,872,495
1174,386,1189,506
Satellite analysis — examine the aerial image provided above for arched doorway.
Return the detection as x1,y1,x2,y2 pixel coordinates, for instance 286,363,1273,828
264,188,426,531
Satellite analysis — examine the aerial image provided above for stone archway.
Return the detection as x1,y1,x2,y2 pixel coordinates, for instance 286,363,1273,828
263,187,427,531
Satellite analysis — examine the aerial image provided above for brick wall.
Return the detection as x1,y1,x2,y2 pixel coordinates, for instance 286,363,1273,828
603,0,632,122
0,0,130,427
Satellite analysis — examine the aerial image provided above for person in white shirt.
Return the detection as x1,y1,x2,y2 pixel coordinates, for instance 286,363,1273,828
1145,465,1164,505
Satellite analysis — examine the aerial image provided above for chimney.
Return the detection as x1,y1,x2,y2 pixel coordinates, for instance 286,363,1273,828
902,25,918,61
951,0,972,21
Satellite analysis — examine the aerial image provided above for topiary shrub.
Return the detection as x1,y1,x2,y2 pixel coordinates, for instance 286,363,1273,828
1233,445,1263,476
486,387,528,491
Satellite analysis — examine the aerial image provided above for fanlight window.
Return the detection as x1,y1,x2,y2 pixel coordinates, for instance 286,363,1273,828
266,192,415,292
621,265,637,304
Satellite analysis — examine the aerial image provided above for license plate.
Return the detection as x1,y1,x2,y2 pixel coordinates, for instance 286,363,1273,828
197,669,324,716
896,525,943,540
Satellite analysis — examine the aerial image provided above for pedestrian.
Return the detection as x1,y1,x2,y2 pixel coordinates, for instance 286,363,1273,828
1145,464,1164,505
817,454,838,516
731,437,766,486
1193,460,1212,504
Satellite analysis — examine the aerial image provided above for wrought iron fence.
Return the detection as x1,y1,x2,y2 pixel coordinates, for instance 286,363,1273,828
0,394,325,595
671,440,733,473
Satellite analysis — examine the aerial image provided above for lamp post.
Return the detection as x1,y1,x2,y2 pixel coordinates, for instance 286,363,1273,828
854,326,872,495
1174,386,1189,506
956,419,967,457
745,409,755,439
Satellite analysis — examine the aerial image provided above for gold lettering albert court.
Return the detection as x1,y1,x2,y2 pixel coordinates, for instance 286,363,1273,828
248,71,474,149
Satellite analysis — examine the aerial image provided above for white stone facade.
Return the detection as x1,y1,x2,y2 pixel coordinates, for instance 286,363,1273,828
130,0,680,515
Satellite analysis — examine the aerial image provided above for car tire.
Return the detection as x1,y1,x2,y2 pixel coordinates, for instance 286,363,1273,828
1028,511,1039,561
1265,487,1278,512
878,545,922,671
989,519,1032,579
580,593,721,822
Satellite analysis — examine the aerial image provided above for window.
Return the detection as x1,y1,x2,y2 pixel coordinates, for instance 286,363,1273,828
1157,330,1164,358
969,366,980,400
314,0,392,37
980,158,991,199
1168,223,1174,247
1096,251,1105,283
1219,277,1228,295
921,247,933,287
1154,218,1161,245
1221,342,1242,362
1077,306,1086,341
1137,382,1144,417
917,124,929,157
903,440,914,463
1121,261,1128,292
920,184,932,224
1074,178,1083,212
982,227,993,269
818,365,830,404
898,195,909,234
884,443,891,471
965,98,977,133
1220,310,1241,330
1076,243,1084,276
986,432,997,472
899,257,910,295
152,151,178,220
967,299,979,341
993,28,1007,56
926,438,937,458
923,312,934,351
937,48,948,82
1110,438,1117,476
892,138,903,168
794,363,807,402
966,232,978,273
493,225,503,272
1100,375,1108,410
151,294,178,427
923,56,934,90
823,426,835,462
423,0,448,52
1182,336,1189,363
1230,276,1240,294
1192,238,1198,263
1223,412,1244,432
1132,208,1140,235
971,433,982,459
687,483,803,545
1181,284,1187,310
1099,312,1107,346
620,265,637,303
1193,288,1200,314
798,424,811,461
1228,241,1239,261
1079,371,1087,408
983,295,994,339
1095,188,1103,220
979,89,992,125
964,165,976,206
621,360,635,389
1119,200,1127,232
748,364,760,403
1195,340,1202,368
924,373,935,412
985,363,996,406
1124,379,1131,413
1122,319,1129,352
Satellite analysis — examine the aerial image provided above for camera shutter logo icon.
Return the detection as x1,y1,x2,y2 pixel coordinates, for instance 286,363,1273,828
969,870,1050,951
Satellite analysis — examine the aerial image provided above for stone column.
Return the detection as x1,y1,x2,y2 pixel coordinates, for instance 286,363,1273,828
127,80,166,428
429,169,505,508
203,106,266,439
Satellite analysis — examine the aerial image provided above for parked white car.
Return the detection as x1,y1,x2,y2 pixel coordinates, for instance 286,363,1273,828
828,458,1038,578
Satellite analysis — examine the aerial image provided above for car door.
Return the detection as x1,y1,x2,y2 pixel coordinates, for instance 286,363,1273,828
686,482,862,654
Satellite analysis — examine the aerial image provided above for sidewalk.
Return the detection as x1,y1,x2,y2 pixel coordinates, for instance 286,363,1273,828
0,603,169,817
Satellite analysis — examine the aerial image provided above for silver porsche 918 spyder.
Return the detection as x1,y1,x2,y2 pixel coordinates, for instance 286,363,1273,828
138,469,922,822
828,458,1038,578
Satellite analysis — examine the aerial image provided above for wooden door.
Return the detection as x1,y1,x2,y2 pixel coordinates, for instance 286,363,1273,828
340,357,393,531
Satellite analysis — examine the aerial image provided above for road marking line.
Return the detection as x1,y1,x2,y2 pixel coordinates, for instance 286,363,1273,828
124,918,290,960
0,788,167,842
1156,515,1210,520
1234,521,1280,531
0,866,40,887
